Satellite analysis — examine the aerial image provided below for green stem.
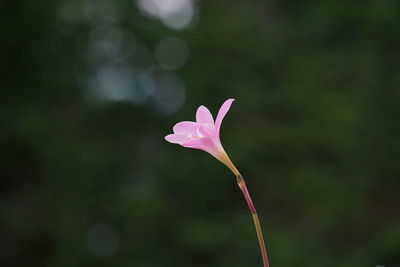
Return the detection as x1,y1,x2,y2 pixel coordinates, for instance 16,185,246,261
236,174,270,267
252,212,269,267
221,154,270,267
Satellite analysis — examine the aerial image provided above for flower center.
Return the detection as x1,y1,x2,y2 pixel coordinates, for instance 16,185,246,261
188,133,200,139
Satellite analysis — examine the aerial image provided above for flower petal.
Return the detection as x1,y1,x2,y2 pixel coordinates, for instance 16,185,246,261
197,123,217,139
165,133,190,144
215,98,235,133
182,137,226,163
181,138,217,155
173,121,198,134
196,105,214,124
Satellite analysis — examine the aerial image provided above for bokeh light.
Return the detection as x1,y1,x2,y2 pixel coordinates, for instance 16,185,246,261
85,25,137,68
155,37,189,70
136,0,195,29
86,66,135,102
152,71,186,115
84,0,119,24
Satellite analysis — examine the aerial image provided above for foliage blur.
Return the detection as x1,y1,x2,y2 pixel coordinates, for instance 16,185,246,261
1,0,400,266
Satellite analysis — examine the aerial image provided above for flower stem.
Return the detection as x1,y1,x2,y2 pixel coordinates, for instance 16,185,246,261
252,212,269,267
221,154,270,266
236,174,270,267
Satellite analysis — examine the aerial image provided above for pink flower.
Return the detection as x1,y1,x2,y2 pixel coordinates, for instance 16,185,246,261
165,98,238,173
165,98,270,267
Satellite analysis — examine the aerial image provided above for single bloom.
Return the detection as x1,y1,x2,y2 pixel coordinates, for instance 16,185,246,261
165,98,238,174
165,98,270,267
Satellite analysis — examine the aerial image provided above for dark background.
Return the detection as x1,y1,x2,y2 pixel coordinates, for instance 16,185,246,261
1,0,400,266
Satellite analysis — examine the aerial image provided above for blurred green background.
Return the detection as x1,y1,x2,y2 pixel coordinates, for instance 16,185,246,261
1,0,400,266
